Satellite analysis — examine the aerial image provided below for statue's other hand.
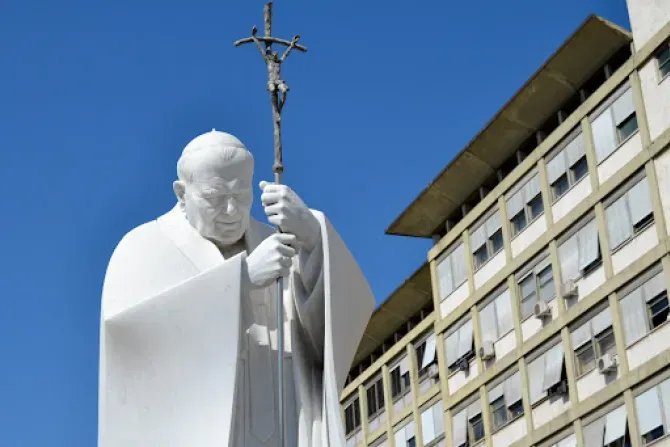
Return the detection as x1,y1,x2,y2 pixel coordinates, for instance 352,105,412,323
260,182,321,251
260,181,321,253
244,233,297,290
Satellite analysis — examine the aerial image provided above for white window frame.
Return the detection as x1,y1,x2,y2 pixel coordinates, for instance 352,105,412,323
420,400,445,446
469,208,504,272
390,356,411,400
506,171,544,237
546,127,589,202
479,287,514,344
558,215,602,282
516,254,555,319
604,173,655,252
343,395,362,436
444,318,475,373
589,81,638,164
634,376,670,444
619,266,669,346
436,241,468,300
570,305,615,378
487,371,524,432
365,374,385,421
527,340,567,406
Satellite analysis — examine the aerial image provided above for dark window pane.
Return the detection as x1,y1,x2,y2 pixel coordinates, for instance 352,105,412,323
511,211,527,235
571,156,589,183
659,46,670,78
509,401,524,418
643,425,665,443
490,230,504,254
617,114,638,142
528,194,544,220
474,246,489,269
649,294,670,329
553,174,570,200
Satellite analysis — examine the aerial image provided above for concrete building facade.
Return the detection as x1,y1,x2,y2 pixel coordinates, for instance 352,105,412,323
340,3,670,447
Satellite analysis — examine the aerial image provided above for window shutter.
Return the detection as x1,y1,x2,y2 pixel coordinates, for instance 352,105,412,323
571,323,591,350
577,220,600,272
606,195,632,250
542,343,565,391
612,88,635,126
486,211,502,237
592,109,617,162
495,290,514,336
620,288,649,344
452,243,468,289
421,334,437,369
507,189,525,219
583,417,606,447
565,133,586,167
456,320,474,359
437,254,454,300
636,387,663,436
523,175,541,205
591,307,612,336
547,151,567,184
479,301,498,343
452,409,467,447
642,271,666,302
503,371,523,407
470,225,486,253
603,406,627,445
628,177,653,227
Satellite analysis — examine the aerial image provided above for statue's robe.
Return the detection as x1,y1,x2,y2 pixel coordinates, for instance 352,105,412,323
98,205,374,446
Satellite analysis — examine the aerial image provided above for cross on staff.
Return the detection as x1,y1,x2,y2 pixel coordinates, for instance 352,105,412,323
234,3,306,446
234,1,307,183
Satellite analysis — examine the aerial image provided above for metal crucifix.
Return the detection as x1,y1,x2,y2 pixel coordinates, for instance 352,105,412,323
234,3,306,446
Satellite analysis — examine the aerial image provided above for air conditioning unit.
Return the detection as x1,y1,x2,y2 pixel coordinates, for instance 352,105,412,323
597,352,619,374
428,364,439,378
560,279,578,299
534,300,551,319
479,340,495,360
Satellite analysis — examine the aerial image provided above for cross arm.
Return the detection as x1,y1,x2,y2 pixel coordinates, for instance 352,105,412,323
234,36,307,52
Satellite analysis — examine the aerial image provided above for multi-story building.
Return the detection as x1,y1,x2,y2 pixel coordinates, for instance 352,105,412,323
340,2,670,446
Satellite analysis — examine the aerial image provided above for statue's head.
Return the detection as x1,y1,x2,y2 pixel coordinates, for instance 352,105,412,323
174,130,254,247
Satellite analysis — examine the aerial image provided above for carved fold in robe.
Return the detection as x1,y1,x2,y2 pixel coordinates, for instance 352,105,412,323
98,205,374,446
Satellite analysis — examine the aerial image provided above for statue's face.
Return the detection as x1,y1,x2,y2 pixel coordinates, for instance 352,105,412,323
177,148,254,247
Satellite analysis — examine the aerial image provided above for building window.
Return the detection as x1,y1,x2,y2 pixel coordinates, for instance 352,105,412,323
390,357,411,400
437,241,468,300
571,306,615,377
507,173,543,236
421,401,445,446
470,210,503,270
547,131,588,201
635,376,670,444
366,376,385,420
658,44,670,79
517,257,555,319
591,83,638,163
394,420,416,447
488,371,523,430
344,396,361,436
582,405,629,447
558,217,601,283
444,318,475,373
479,288,514,346
620,269,669,345
605,175,654,251
415,333,438,378
452,399,485,447
527,342,567,406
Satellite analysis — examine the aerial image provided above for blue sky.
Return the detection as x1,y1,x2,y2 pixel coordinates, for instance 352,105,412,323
0,0,630,445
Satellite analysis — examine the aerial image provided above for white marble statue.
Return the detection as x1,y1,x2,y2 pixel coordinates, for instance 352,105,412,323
98,130,375,446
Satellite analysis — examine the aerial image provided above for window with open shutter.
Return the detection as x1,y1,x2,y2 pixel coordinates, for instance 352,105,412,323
605,175,654,251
